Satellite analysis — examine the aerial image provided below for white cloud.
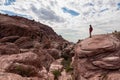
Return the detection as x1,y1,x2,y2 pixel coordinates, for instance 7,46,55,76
0,0,120,42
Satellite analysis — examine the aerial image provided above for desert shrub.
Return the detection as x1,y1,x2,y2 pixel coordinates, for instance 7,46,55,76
61,59,73,72
101,72,109,80
65,65,73,72
52,70,61,80
113,31,120,40
61,52,70,60
61,45,74,60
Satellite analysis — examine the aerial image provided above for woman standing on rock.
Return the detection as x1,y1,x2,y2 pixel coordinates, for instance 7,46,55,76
89,24,93,38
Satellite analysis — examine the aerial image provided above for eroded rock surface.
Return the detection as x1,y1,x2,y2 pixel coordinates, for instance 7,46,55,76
73,34,120,80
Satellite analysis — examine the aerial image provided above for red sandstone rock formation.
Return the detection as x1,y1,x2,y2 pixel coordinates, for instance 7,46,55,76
0,14,68,80
0,14,65,42
73,34,120,80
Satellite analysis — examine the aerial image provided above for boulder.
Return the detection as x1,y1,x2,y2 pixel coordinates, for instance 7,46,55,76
47,49,61,59
0,51,40,72
6,63,38,77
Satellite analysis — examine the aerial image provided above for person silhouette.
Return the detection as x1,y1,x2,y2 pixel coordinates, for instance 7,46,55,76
89,25,93,38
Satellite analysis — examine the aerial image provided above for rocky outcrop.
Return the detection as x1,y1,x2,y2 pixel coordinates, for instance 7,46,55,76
0,14,68,80
73,34,120,80
0,14,65,42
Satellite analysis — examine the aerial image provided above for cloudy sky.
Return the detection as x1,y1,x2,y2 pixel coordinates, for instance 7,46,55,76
0,0,120,42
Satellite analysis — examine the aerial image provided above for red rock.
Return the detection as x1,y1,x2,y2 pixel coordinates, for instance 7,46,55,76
14,37,33,49
0,43,20,55
0,51,40,71
34,49,55,70
0,14,67,80
6,63,38,77
0,36,19,43
73,34,120,80
47,49,61,59
0,72,26,80
74,35,119,58
0,14,65,42
106,73,120,80
92,56,120,69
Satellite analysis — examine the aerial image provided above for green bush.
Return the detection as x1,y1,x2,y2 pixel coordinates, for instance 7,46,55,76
52,70,61,80
65,65,73,72
61,53,70,60
61,59,73,72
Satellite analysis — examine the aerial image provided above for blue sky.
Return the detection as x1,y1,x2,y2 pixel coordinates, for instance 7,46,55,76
100,8,109,13
62,7,80,16
0,0,120,42
4,0,16,5
84,2,94,6
118,3,120,9
0,10,32,19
